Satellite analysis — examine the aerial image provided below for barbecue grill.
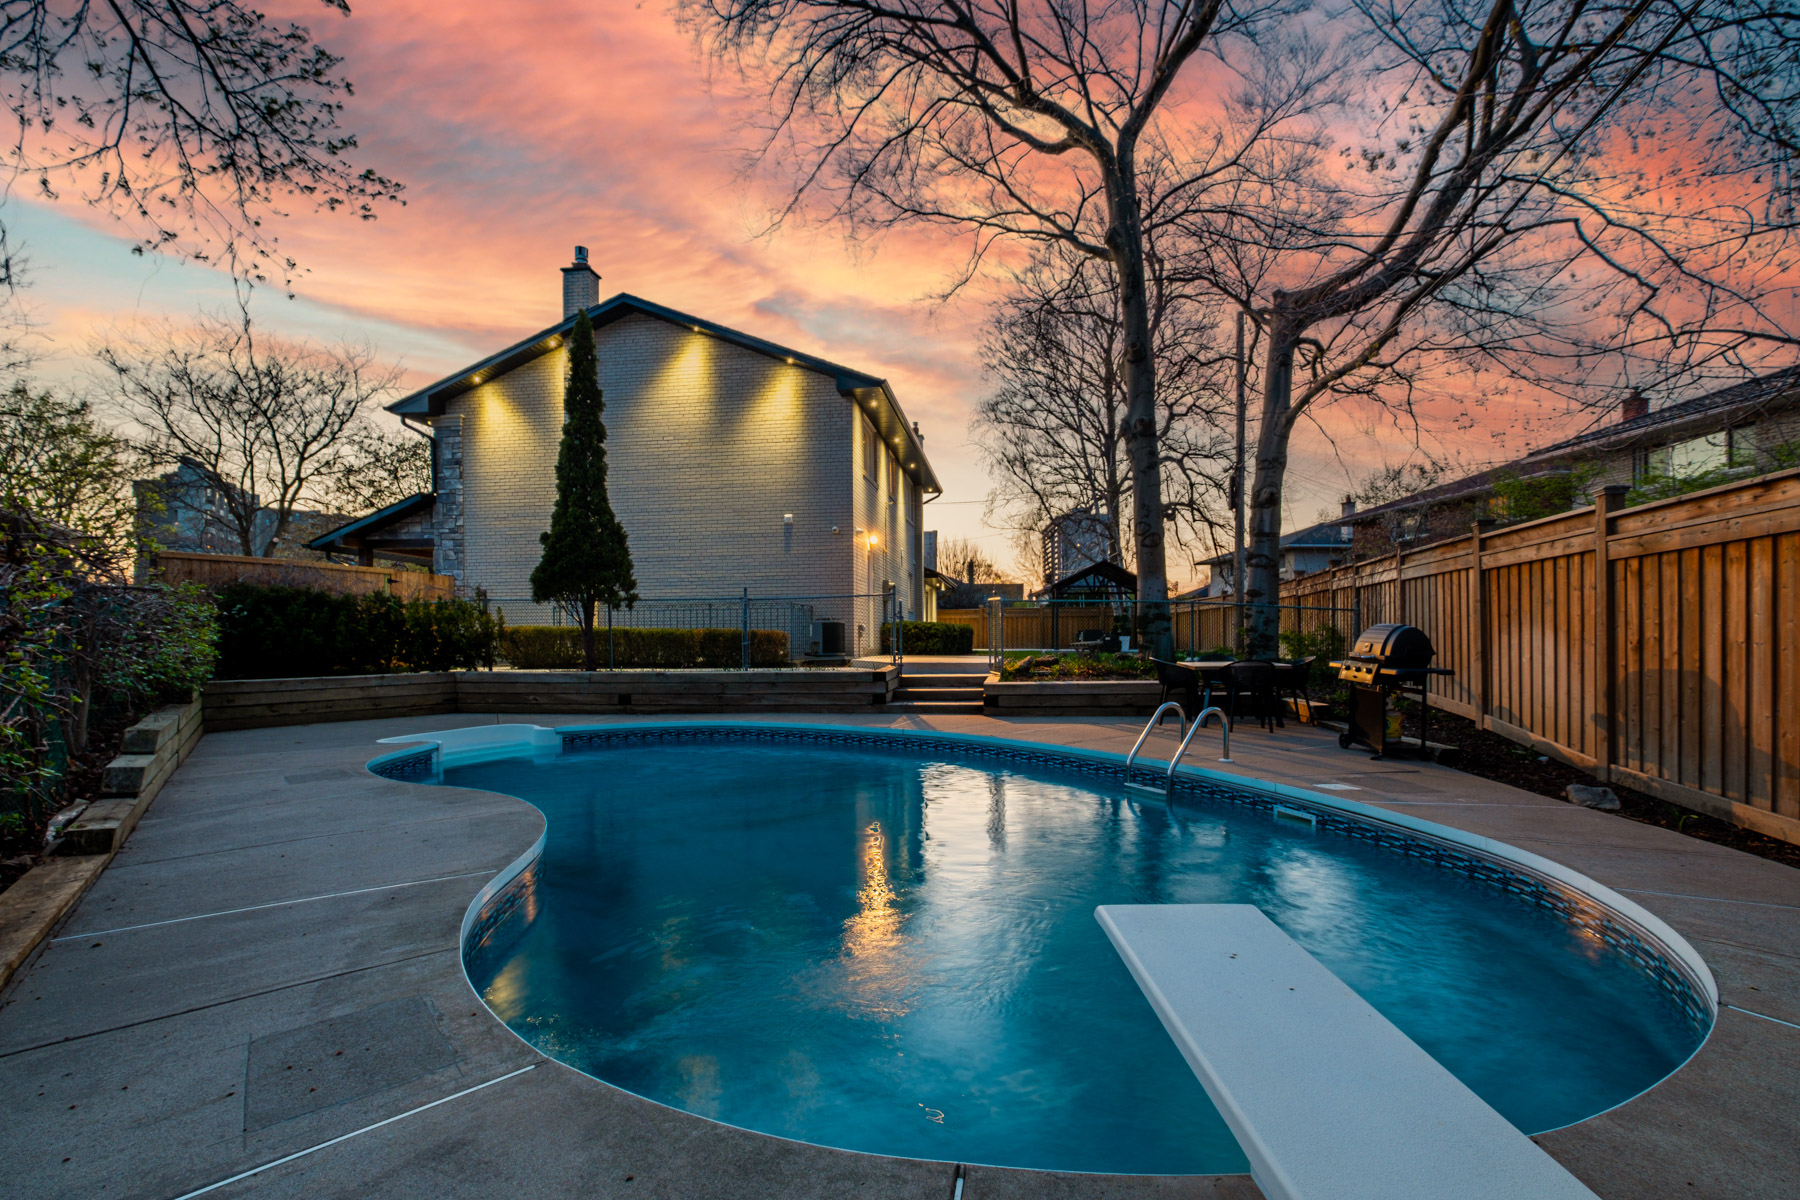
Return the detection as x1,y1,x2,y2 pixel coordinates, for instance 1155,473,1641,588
1329,623,1453,757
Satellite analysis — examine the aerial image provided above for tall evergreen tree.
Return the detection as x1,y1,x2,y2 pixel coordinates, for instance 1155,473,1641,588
530,311,637,670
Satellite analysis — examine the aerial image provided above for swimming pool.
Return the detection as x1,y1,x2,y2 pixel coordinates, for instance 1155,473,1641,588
378,724,1712,1176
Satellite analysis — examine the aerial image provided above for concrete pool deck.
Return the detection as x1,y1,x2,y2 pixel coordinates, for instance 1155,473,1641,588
0,712,1793,1200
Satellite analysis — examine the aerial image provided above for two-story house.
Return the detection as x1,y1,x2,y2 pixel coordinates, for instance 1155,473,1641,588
310,249,941,655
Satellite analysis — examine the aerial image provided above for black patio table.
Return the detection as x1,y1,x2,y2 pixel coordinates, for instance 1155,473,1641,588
1178,659,1302,717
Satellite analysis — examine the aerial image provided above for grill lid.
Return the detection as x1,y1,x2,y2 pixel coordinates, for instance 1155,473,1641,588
1348,623,1436,669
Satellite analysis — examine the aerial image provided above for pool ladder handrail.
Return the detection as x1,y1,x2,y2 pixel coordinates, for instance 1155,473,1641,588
1124,702,1187,789
1167,706,1231,778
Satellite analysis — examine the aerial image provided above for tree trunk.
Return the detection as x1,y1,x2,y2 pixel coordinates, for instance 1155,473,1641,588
1107,178,1171,658
580,599,597,672
1245,322,1298,660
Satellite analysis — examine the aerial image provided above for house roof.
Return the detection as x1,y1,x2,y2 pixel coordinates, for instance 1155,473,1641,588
1349,364,1800,525
387,292,942,494
1198,520,1352,568
306,492,436,553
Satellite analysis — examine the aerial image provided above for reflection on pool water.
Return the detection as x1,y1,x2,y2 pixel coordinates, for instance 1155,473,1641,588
449,738,1704,1175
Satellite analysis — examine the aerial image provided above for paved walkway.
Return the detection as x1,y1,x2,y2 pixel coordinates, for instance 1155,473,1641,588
1,712,1794,1199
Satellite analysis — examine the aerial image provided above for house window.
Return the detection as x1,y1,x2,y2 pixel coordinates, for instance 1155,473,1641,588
862,415,878,479
1639,428,1752,481
887,454,899,504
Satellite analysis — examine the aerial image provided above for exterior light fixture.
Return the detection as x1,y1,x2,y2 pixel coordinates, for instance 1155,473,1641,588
868,533,879,547
783,513,794,525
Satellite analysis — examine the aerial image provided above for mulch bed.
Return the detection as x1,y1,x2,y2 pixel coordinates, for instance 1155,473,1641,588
1417,707,1800,870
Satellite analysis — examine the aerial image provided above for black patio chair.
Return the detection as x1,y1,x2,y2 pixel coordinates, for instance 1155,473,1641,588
1151,658,1203,721
1224,660,1283,732
1278,656,1318,724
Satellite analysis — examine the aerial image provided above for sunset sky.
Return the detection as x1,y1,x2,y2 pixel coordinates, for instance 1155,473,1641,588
10,0,1636,585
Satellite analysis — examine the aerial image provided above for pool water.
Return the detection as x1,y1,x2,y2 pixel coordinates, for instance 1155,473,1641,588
453,741,1702,1175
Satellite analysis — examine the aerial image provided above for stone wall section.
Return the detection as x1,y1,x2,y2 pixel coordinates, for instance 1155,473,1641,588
430,414,465,583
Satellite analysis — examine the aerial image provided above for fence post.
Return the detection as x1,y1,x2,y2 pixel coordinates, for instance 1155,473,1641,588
607,604,614,671
889,583,902,666
1470,519,1494,729
1394,547,1407,627
1592,485,1629,781
741,587,750,671
988,595,1004,671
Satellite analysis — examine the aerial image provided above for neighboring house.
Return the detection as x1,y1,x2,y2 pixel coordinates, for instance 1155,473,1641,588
136,459,360,564
135,459,269,556
938,577,1027,609
1346,366,1800,556
310,247,942,654
1041,509,1117,588
1194,516,1354,596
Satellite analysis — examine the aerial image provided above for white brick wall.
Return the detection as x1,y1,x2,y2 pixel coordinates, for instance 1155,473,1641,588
440,313,916,647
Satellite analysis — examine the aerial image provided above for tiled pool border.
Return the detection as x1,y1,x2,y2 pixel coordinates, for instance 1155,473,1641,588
369,721,1718,1044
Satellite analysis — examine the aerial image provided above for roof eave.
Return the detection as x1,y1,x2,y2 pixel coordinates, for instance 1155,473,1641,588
386,294,944,494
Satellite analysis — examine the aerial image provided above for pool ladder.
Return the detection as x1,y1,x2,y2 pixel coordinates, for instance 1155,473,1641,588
1125,703,1232,792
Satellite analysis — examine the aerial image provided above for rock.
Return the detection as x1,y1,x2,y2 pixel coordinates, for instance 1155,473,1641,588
1565,784,1620,811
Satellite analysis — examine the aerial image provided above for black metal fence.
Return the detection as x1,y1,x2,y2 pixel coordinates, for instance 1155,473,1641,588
485,589,909,667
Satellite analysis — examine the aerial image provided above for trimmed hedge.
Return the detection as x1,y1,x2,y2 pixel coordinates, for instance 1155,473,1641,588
500,625,790,669
880,620,976,654
213,583,503,679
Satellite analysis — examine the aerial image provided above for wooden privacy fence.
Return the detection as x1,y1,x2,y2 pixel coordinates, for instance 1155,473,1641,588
1283,469,1800,845
936,600,1349,653
149,552,457,602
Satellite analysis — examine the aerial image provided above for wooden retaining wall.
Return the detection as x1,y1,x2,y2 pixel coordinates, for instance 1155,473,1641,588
1283,469,1800,844
151,552,456,601
983,677,1163,717
203,674,460,731
203,667,900,730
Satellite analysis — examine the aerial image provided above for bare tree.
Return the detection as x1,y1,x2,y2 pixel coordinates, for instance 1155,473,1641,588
1183,0,1800,652
0,0,401,280
974,244,1235,571
683,0,1331,654
934,535,1004,584
98,309,400,556
322,423,433,516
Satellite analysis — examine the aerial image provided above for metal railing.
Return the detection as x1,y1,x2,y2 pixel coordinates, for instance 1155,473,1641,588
980,597,1357,668
1124,702,1188,791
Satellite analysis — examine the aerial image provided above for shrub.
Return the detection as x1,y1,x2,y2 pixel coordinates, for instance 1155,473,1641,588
879,620,976,654
213,584,502,678
500,626,583,669
695,628,790,668
499,625,789,669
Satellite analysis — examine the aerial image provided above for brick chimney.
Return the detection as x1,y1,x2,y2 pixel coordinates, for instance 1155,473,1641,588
1621,389,1648,424
561,246,600,318
1340,496,1357,519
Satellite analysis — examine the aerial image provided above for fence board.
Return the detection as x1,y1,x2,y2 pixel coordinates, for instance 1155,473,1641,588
151,551,455,601
1271,470,1800,844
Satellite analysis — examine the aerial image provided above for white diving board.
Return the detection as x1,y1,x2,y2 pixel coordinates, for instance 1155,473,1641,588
1096,904,1600,1200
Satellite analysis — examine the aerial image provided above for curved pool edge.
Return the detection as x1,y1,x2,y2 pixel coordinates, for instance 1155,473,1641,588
365,717,1719,1151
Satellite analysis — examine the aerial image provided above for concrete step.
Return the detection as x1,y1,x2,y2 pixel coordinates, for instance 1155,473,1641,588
884,700,987,715
893,687,985,702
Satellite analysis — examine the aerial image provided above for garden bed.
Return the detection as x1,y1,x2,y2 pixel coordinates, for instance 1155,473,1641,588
997,650,1154,682
1421,707,1800,869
